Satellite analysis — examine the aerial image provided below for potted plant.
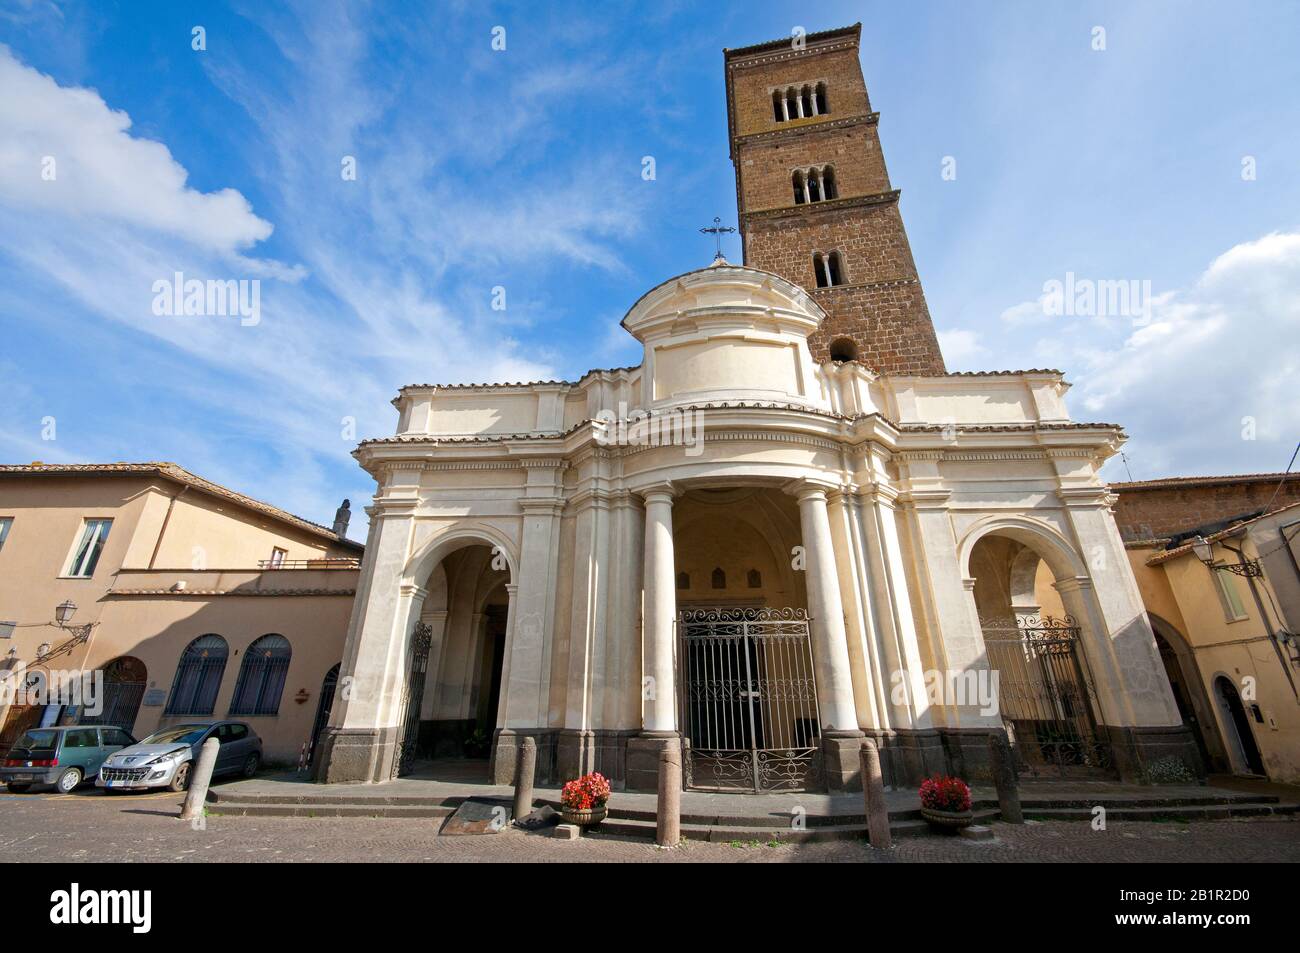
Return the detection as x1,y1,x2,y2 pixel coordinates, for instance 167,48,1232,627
919,775,973,831
559,772,611,828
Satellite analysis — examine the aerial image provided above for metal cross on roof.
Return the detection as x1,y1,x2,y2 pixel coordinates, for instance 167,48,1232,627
699,216,736,262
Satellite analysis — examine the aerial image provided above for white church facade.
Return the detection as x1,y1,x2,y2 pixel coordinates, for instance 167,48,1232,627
314,24,1200,793
315,262,1197,792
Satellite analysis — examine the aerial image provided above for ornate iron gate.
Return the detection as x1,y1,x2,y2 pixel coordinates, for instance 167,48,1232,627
981,615,1113,778
678,607,822,792
392,622,432,778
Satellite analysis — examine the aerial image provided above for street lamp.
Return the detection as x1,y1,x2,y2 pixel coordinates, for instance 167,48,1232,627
1190,535,1263,577
54,600,77,626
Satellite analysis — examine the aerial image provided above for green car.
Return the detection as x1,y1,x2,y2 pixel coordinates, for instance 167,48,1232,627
1,725,137,794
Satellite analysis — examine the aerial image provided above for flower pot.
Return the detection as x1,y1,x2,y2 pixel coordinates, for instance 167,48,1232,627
920,807,974,831
560,805,608,828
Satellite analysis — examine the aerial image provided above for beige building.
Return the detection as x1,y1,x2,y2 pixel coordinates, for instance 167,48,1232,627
1117,479,1300,784
0,463,360,764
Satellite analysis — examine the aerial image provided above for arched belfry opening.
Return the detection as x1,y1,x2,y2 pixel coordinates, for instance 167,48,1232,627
968,531,1115,779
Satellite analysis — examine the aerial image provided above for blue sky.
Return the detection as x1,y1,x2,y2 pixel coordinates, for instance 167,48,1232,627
1,0,1298,541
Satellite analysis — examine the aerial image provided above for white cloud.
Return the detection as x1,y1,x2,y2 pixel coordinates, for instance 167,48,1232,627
936,328,987,368
1071,231,1300,476
0,45,275,256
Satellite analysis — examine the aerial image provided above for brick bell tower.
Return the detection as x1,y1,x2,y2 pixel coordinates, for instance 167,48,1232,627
724,24,946,375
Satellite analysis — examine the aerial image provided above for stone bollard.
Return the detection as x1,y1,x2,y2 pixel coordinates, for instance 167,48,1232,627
989,733,1023,824
512,736,536,822
656,744,681,848
179,737,220,821
859,739,891,849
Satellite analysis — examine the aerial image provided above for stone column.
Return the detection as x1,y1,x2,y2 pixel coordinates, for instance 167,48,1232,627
626,484,678,791
317,496,420,783
793,483,864,791
491,459,566,784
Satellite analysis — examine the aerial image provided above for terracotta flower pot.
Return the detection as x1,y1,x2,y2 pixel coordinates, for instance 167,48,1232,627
560,804,608,828
920,806,974,831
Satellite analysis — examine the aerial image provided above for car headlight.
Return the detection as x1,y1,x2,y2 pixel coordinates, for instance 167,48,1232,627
144,752,182,766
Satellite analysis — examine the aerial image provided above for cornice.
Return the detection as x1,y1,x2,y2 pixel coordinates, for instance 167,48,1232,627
742,189,899,226
733,112,879,152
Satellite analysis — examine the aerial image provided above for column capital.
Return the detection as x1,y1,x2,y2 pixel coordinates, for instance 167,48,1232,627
399,582,429,600
783,477,839,503
637,481,679,505
1053,575,1094,594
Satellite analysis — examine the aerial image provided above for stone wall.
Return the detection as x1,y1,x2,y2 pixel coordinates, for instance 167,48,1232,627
1110,474,1300,541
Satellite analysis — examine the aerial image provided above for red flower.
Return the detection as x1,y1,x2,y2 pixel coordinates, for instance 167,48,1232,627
919,775,971,812
561,772,611,810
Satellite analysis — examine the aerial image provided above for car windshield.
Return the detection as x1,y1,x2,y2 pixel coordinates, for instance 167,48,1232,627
140,726,208,745
11,730,58,750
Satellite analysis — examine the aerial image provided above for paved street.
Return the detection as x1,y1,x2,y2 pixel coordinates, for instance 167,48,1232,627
1,786,1297,862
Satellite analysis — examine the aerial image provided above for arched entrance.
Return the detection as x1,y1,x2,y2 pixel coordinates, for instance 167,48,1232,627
671,486,820,792
307,663,340,766
1214,676,1266,776
968,531,1113,778
1149,616,1221,772
393,540,511,778
83,656,147,732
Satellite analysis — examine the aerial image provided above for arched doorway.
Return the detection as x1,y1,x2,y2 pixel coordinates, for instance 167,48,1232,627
307,663,340,767
968,532,1113,778
83,656,147,732
393,540,511,778
1149,616,1221,772
671,486,819,792
1214,676,1266,776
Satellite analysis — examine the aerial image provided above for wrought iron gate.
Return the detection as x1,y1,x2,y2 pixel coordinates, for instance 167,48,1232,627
392,622,432,778
678,606,822,792
981,615,1113,778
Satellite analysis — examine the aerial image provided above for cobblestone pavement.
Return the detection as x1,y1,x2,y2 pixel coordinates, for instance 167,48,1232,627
1,788,1298,862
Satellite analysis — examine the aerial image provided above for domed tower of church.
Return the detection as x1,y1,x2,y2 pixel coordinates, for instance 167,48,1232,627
724,23,946,375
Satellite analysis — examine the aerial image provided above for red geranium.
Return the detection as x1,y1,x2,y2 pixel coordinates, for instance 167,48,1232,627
560,772,611,810
919,775,971,812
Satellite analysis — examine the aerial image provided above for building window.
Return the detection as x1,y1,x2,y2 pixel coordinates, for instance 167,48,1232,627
676,571,690,590
829,337,859,362
0,517,11,552
269,547,288,568
711,567,726,589
747,569,762,589
792,166,837,206
772,83,828,123
1213,572,1248,622
229,634,292,716
66,518,112,577
165,634,229,715
813,251,845,288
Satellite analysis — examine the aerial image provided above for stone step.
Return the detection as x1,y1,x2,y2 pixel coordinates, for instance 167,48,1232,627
1024,802,1300,822
208,791,469,808
208,801,456,819
590,815,940,843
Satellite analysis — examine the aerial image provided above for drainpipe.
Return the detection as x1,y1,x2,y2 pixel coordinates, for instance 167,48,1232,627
1222,539,1299,701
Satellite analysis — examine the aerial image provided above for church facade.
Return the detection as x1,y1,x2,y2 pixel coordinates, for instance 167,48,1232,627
315,24,1199,792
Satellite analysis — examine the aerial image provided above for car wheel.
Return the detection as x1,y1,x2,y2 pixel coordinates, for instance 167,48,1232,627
55,768,82,794
242,753,261,778
167,762,191,793
6,783,32,793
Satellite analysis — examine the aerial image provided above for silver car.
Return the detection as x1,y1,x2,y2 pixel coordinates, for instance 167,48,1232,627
97,721,262,793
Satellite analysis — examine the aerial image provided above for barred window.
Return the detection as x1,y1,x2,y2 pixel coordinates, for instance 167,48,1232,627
229,634,292,716
165,634,228,715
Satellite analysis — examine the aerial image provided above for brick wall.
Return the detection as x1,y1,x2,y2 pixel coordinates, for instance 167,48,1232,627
725,26,945,376
1111,475,1300,541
